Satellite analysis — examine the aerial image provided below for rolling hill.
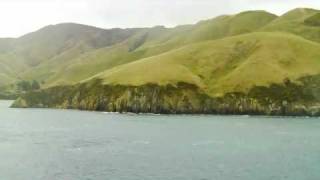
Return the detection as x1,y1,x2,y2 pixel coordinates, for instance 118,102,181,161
88,32,320,96
4,8,320,115
0,23,140,86
262,8,320,42
0,10,277,87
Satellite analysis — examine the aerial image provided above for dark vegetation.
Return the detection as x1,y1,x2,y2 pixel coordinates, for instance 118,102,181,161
0,80,41,100
304,13,320,26
0,92,17,100
12,74,320,116
16,80,40,92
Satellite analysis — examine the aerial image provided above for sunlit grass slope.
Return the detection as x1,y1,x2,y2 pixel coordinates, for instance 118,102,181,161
262,8,320,42
88,32,320,96
21,11,277,87
2,8,320,96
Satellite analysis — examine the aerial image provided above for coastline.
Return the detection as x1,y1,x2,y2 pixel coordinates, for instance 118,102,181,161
9,105,320,117
10,74,320,117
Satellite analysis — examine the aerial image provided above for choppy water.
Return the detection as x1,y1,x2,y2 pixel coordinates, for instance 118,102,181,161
0,100,320,180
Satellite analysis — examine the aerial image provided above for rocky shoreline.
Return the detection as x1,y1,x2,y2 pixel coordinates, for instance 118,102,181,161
11,75,320,116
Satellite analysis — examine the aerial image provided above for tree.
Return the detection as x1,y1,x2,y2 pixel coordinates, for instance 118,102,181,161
17,80,32,92
31,80,40,90
16,80,40,92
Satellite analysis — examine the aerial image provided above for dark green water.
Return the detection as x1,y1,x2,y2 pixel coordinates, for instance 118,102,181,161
0,100,320,180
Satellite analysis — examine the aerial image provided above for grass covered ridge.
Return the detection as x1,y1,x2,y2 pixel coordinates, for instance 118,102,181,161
88,32,320,96
1,8,320,100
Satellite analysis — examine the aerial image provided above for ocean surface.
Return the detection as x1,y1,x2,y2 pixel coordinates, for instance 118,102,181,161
0,100,320,180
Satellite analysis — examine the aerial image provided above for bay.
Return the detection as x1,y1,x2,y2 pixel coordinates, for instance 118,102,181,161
0,100,320,180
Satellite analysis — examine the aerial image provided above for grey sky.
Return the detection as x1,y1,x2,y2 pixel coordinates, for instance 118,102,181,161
1,0,319,37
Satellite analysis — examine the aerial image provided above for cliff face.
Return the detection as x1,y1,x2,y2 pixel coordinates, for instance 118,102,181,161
11,75,320,116
12,80,212,114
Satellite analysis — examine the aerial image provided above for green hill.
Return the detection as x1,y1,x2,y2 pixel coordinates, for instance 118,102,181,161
14,23,140,66
19,10,278,87
87,32,320,96
5,8,320,115
184,10,277,43
262,8,320,42
0,23,140,86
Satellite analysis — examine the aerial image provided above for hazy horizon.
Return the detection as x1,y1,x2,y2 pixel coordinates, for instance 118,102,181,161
0,0,320,38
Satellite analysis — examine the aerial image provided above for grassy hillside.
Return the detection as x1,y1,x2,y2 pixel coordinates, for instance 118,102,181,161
14,23,140,66
262,8,320,42
0,23,141,86
184,10,277,43
87,32,320,96
19,10,278,87
2,8,320,99
0,53,28,86
8,7,320,115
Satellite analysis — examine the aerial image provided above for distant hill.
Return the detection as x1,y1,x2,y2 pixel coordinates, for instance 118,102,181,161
19,10,278,87
0,23,140,86
262,8,320,42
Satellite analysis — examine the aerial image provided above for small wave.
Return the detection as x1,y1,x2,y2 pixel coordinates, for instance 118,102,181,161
192,140,224,146
132,140,150,145
275,131,290,135
65,147,82,152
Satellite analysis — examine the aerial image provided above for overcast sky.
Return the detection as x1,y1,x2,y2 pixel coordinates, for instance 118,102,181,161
0,0,319,37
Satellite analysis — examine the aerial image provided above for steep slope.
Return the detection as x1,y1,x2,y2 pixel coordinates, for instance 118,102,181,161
133,10,277,52
184,10,277,43
14,23,140,66
0,23,141,86
262,8,320,42
21,11,277,87
0,38,24,85
86,32,320,96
